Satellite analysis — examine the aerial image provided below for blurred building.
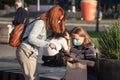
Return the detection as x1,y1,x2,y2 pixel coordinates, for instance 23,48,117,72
100,0,120,18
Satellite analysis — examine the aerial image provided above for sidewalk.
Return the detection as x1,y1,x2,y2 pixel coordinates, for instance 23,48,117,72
0,58,66,80
0,44,66,80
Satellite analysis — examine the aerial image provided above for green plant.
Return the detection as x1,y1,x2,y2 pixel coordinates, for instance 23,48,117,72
98,20,120,59
88,31,102,48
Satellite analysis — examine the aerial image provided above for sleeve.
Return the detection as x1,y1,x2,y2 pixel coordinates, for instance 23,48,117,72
28,20,49,47
60,38,68,50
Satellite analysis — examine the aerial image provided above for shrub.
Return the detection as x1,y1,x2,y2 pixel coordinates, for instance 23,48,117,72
98,20,120,59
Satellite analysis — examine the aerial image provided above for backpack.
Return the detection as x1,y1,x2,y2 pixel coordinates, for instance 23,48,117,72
9,19,40,47
9,23,25,47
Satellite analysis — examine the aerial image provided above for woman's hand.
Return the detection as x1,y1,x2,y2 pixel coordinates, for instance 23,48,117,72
64,32,70,40
49,43,57,50
67,55,75,61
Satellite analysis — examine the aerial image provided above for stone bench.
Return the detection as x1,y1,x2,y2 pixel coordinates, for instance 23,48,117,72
0,24,13,43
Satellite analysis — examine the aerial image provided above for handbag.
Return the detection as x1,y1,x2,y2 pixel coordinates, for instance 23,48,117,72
64,61,87,80
55,49,70,66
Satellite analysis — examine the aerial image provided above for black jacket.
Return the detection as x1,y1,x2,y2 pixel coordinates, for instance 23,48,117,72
12,7,29,26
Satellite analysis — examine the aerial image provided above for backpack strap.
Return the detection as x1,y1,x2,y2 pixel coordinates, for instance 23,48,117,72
21,18,41,41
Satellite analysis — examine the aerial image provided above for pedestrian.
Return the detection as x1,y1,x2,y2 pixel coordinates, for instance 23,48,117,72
70,27,98,80
16,6,66,80
58,0,65,9
12,1,29,27
42,31,71,67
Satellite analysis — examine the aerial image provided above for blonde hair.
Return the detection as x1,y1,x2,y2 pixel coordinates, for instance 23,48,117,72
15,1,22,7
71,27,93,46
37,6,65,33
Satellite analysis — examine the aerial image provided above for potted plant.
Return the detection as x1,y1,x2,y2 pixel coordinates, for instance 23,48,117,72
98,20,120,80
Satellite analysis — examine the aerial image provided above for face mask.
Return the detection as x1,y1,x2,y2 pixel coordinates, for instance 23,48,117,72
73,39,81,46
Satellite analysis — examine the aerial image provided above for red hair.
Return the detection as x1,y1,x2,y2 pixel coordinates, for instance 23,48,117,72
37,6,65,33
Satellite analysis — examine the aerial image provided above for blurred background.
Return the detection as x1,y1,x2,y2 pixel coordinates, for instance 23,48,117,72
0,0,120,19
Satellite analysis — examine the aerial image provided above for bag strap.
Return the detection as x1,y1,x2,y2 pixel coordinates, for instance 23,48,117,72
23,18,26,24
27,18,41,26
21,18,41,41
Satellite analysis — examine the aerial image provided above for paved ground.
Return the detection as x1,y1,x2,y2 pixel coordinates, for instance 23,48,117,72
0,44,66,80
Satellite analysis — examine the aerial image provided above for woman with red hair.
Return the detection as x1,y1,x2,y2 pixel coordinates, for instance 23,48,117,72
37,5,65,33
16,6,66,80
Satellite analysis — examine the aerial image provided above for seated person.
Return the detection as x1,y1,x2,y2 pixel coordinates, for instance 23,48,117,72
42,31,71,67
69,27,99,80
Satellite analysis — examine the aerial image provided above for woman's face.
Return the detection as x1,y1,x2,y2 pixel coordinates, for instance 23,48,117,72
72,33,85,44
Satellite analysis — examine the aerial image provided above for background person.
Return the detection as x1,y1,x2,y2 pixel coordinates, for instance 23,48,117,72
12,1,29,26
